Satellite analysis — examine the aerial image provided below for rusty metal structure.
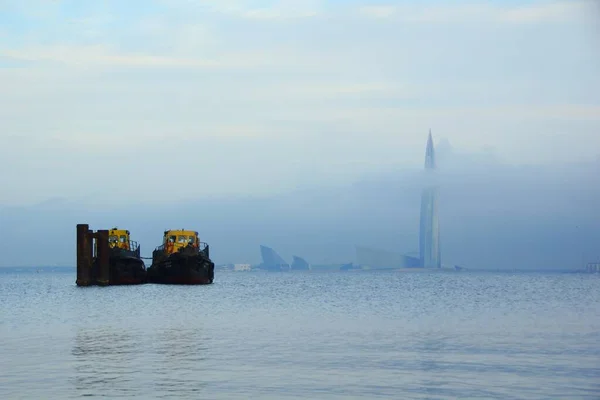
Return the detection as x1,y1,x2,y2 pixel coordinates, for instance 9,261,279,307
76,224,112,286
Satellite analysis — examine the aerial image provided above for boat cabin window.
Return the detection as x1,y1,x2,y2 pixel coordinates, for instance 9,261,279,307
177,236,188,243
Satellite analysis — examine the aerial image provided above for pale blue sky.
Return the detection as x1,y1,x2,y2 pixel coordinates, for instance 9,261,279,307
0,0,599,206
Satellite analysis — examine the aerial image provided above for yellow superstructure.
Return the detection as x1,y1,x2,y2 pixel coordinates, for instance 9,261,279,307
162,229,199,255
108,228,132,250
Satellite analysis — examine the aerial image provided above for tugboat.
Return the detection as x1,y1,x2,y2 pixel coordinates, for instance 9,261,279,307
147,229,215,285
94,228,147,285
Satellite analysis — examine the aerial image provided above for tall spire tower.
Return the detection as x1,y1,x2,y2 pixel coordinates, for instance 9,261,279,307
419,130,441,268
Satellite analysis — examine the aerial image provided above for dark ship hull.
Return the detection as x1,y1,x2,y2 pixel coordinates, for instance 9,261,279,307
93,247,147,285
147,245,214,285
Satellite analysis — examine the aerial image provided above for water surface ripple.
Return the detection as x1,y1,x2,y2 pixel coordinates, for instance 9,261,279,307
1,270,599,399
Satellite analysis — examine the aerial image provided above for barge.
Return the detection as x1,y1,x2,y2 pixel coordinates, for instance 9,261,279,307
76,224,146,286
100,228,147,285
147,229,215,285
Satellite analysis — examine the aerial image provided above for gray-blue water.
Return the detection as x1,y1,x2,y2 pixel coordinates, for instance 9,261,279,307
1,269,599,399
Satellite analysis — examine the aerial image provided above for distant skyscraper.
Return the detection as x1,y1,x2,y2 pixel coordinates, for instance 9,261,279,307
419,130,441,268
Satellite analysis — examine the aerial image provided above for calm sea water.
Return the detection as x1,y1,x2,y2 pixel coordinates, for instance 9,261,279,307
1,269,599,399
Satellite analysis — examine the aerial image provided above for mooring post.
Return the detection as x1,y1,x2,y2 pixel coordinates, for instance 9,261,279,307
87,230,95,284
96,230,110,286
76,224,92,286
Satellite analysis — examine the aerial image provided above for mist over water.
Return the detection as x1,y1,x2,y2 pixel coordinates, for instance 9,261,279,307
1,269,599,399
1,149,598,270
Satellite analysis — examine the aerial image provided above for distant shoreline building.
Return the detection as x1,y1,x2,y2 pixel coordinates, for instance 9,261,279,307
234,263,251,271
355,131,443,270
258,245,290,271
256,132,445,271
419,130,442,268
291,256,311,271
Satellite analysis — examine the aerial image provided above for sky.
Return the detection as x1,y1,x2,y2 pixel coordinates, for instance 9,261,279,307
0,0,599,269
1,0,599,206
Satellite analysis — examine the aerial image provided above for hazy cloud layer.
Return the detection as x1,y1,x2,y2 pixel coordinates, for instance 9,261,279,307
1,143,598,270
1,0,599,206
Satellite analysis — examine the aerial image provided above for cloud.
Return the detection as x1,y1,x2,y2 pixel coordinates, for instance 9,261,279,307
357,6,397,19
357,1,592,23
0,0,598,207
499,1,591,23
2,43,339,72
3,45,223,68
156,0,323,20
159,0,592,23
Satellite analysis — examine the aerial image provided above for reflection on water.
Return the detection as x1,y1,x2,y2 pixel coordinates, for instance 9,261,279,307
72,326,208,398
151,327,209,396
155,326,209,364
72,328,142,397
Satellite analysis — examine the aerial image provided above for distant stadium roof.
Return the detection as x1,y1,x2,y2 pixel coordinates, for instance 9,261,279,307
259,245,289,270
291,255,310,270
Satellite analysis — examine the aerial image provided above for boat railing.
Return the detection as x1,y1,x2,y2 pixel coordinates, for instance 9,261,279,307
200,242,210,258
